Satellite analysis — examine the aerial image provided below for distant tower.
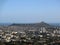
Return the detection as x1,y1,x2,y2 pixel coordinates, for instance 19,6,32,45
40,27,46,33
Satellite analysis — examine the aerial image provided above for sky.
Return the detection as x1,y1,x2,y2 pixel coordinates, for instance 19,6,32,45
0,0,60,23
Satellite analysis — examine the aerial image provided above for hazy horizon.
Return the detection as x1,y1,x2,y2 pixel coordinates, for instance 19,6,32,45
0,0,60,23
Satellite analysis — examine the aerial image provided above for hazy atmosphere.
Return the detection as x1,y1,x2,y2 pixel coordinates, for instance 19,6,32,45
0,0,60,45
0,0,60,23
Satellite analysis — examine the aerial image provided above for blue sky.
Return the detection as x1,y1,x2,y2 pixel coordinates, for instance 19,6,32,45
0,0,60,23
